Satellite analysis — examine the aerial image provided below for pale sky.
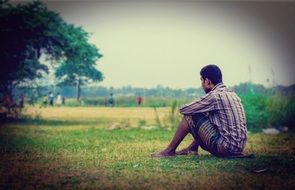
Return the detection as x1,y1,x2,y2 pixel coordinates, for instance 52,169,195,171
42,1,295,89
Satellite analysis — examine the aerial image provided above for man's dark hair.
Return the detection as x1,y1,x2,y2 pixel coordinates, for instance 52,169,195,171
200,64,223,85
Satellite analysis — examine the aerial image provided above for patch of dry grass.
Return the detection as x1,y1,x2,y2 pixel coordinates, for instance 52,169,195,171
24,107,169,121
22,107,171,128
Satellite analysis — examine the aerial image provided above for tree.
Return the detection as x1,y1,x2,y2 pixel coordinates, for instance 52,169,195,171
55,24,103,100
0,0,103,97
55,55,103,100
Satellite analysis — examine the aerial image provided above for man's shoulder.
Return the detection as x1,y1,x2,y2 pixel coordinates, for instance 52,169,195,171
213,84,234,93
212,87,238,97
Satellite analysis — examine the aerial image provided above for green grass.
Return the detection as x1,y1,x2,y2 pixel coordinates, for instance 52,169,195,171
0,108,295,189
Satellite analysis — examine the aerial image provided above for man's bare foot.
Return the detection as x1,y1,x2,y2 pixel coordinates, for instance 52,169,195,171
175,148,198,156
151,150,176,158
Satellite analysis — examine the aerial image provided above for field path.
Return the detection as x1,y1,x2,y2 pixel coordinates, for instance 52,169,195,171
24,107,170,121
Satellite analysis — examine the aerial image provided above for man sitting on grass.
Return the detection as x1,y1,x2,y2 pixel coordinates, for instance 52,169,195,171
152,64,247,157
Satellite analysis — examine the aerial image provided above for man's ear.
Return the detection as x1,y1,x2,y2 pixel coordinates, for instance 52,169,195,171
205,78,211,85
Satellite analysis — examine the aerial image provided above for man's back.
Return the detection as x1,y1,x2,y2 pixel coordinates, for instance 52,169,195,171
210,85,247,153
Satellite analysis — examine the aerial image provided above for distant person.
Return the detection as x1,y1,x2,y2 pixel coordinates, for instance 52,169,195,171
104,96,108,107
2,94,15,108
151,64,247,158
62,96,66,105
56,92,62,107
108,93,115,107
29,91,37,106
49,92,54,106
40,95,48,108
2,94,17,116
136,96,142,106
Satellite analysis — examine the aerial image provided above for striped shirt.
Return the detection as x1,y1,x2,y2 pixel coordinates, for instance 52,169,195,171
179,83,247,153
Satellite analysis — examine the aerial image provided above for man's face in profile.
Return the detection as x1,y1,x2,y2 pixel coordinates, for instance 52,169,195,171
200,77,211,94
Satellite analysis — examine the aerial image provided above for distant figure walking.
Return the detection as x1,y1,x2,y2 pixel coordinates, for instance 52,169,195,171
136,96,142,106
108,93,115,107
56,92,62,107
62,96,66,105
49,92,54,106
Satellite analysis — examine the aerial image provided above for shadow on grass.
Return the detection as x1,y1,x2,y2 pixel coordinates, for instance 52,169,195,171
158,154,295,177
239,154,295,177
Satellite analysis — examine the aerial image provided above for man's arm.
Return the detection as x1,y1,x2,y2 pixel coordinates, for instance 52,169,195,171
179,93,215,115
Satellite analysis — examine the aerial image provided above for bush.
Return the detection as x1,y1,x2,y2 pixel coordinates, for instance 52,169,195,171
241,94,269,130
82,98,106,106
241,93,295,131
266,95,295,130
285,98,295,130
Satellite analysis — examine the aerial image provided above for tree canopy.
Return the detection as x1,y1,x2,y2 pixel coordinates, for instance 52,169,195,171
0,0,103,96
55,25,103,100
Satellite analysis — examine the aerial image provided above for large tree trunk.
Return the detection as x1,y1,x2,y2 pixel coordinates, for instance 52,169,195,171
77,79,81,101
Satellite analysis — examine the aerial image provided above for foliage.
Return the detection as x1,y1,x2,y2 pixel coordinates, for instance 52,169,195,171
153,106,162,127
232,83,268,95
14,82,295,104
163,100,181,128
285,97,295,128
266,95,295,129
241,93,295,130
0,0,103,96
54,27,103,100
241,94,269,130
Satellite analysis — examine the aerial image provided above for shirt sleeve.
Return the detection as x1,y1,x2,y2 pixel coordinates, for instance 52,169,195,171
179,93,216,115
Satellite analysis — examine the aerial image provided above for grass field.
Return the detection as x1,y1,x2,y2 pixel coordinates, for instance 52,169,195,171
1,107,295,189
